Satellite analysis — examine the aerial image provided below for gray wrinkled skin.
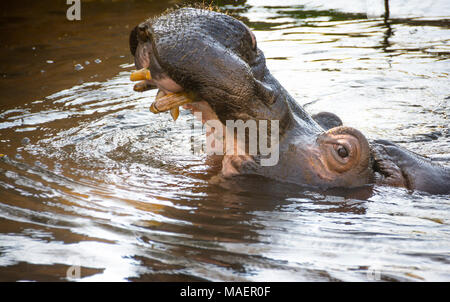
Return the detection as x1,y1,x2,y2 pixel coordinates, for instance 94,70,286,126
371,140,450,195
130,7,450,194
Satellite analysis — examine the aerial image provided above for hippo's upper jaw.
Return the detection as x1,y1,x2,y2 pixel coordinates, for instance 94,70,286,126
129,8,299,127
128,8,450,193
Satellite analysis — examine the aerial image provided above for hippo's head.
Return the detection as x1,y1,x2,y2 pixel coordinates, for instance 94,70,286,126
129,8,376,190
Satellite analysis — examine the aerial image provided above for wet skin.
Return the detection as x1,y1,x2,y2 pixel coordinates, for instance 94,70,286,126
129,8,450,195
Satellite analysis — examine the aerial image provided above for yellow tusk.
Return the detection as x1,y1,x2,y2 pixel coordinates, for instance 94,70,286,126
150,90,166,113
130,68,151,82
170,106,180,121
133,80,151,92
150,92,193,114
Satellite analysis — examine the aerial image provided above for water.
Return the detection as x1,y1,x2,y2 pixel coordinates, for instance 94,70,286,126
0,0,449,281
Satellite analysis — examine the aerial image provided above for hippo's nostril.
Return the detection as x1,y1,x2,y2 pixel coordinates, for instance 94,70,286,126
137,24,150,42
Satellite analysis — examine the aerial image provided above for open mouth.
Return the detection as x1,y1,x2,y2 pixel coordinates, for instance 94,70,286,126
128,7,276,127
130,68,194,121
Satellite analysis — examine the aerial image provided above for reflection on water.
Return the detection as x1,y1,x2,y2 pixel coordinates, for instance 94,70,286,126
0,0,449,281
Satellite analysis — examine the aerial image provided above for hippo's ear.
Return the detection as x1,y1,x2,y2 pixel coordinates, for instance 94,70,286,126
312,112,343,131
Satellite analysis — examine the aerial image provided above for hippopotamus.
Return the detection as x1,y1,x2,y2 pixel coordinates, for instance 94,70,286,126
128,7,450,195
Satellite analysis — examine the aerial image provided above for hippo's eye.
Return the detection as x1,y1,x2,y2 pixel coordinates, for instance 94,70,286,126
336,145,349,158
318,126,370,175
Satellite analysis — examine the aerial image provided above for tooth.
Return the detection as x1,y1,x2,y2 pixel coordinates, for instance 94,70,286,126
156,89,165,99
170,106,180,121
149,92,193,115
150,90,165,113
133,80,151,92
130,68,151,81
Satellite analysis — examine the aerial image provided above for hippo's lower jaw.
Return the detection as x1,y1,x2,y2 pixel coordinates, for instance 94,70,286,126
129,7,450,195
